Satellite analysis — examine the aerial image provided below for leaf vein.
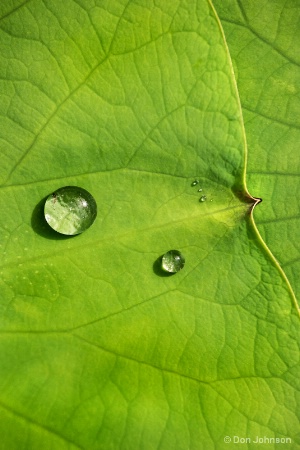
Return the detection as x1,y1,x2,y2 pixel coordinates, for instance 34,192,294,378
0,0,31,22
220,17,300,66
0,400,83,449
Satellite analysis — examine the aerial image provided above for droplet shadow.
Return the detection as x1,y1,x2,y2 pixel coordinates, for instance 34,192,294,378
31,196,74,240
153,255,174,277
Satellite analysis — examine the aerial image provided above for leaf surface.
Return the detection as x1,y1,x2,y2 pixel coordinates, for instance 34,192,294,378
0,1,299,449
213,0,300,302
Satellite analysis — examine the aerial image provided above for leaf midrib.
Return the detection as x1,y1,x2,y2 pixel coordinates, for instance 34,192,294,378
0,201,247,271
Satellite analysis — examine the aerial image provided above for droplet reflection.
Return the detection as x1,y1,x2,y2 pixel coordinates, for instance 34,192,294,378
44,186,97,235
161,250,185,273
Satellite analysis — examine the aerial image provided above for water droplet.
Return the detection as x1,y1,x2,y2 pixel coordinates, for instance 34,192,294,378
198,188,202,192
191,180,199,186
199,195,207,202
161,250,185,273
44,186,97,236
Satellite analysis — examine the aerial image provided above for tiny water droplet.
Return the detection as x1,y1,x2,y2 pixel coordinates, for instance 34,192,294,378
162,250,185,273
44,186,97,236
191,180,199,186
198,188,202,192
199,195,207,202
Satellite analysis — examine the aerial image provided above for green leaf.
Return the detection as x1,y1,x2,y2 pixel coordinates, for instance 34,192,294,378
0,1,299,449
213,0,300,302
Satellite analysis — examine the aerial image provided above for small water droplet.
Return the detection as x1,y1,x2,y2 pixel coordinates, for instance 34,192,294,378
191,180,199,186
198,188,202,192
199,195,207,202
44,186,97,236
162,250,185,273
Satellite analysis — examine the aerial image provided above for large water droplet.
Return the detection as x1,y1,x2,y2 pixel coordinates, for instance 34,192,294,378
162,250,185,273
191,180,199,186
199,195,207,202
44,186,97,235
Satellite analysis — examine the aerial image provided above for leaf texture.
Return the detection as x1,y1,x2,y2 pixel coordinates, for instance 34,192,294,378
0,0,299,448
